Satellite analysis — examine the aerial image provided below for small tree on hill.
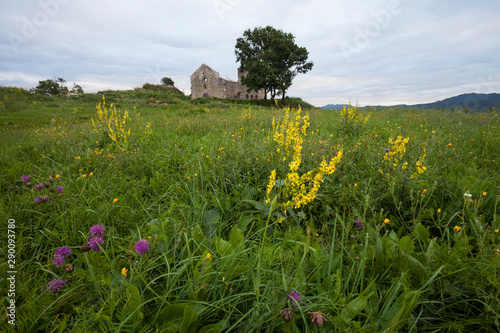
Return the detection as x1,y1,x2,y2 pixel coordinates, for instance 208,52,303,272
161,77,174,86
31,78,69,96
70,84,84,94
235,26,313,102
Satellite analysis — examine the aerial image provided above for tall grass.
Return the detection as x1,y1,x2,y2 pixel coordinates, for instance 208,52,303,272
0,87,499,332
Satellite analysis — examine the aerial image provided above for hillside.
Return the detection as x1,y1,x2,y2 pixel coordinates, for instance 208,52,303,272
322,93,500,111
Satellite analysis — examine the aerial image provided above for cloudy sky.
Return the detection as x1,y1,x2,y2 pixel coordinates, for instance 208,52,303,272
1,0,499,106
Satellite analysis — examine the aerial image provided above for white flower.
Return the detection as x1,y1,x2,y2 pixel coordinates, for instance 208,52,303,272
464,193,472,198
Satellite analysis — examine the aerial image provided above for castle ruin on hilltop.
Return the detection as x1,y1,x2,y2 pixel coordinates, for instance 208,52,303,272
190,64,265,100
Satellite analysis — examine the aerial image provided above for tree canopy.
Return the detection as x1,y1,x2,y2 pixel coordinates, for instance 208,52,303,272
161,77,174,86
235,26,313,102
30,78,84,96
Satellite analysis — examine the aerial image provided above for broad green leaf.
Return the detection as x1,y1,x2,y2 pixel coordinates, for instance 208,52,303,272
226,265,250,279
383,291,421,332
374,234,385,274
334,269,342,301
122,282,143,327
237,214,258,231
383,235,396,260
228,226,245,248
404,254,429,280
398,236,415,255
203,209,221,240
311,241,322,264
214,236,234,257
154,304,197,331
180,305,198,333
413,222,430,248
198,322,222,333
321,273,341,300
192,224,206,247
340,292,375,321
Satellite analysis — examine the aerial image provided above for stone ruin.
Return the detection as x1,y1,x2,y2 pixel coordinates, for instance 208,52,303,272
190,64,265,100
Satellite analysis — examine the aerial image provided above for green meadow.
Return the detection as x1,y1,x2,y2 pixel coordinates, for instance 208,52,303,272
1,85,499,332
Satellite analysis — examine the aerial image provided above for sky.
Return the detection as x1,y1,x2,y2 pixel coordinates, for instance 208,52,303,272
1,0,500,107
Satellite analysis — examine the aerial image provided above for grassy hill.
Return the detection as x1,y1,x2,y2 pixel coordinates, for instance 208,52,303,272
1,86,499,332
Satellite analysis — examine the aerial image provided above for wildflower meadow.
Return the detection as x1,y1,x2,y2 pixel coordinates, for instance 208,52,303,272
1,85,499,332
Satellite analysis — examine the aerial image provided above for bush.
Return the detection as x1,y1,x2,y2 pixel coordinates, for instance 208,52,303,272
31,78,84,96
161,77,174,86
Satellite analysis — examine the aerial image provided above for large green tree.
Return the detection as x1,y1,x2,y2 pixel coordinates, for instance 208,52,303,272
235,26,313,102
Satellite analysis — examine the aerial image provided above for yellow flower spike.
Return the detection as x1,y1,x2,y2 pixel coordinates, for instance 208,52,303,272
121,267,128,277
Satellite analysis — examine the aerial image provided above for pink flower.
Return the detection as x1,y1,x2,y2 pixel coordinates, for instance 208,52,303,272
88,237,103,251
135,239,150,255
89,224,105,238
46,278,66,294
287,290,301,307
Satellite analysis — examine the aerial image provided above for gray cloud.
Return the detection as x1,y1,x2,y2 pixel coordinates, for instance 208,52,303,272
1,0,499,106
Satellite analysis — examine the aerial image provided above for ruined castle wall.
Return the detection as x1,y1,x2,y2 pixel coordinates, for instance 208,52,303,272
190,64,265,100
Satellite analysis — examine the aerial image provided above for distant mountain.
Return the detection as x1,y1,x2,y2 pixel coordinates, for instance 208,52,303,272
321,93,500,111
408,93,500,111
321,104,348,110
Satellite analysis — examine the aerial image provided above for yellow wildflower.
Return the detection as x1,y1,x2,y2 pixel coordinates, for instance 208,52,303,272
121,267,128,277
113,198,118,203
453,226,462,232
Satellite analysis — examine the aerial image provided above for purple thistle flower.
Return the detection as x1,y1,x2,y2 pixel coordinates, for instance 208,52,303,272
354,218,363,227
309,311,327,327
135,239,150,255
34,196,42,203
41,195,50,202
52,255,66,267
54,246,71,259
35,183,44,191
56,186,64,194
88,237,103,251
385,148,390,152
21,175,30,183
287,290,301,307
89,224,105,238
47,278,66,294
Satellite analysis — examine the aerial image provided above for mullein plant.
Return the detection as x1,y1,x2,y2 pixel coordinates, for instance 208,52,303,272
91,96,131,149
339,102,371,134
266,107,343,210
378,135,427,179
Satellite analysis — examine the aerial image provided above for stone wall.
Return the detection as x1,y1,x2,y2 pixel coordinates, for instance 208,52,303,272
190,64,265,99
